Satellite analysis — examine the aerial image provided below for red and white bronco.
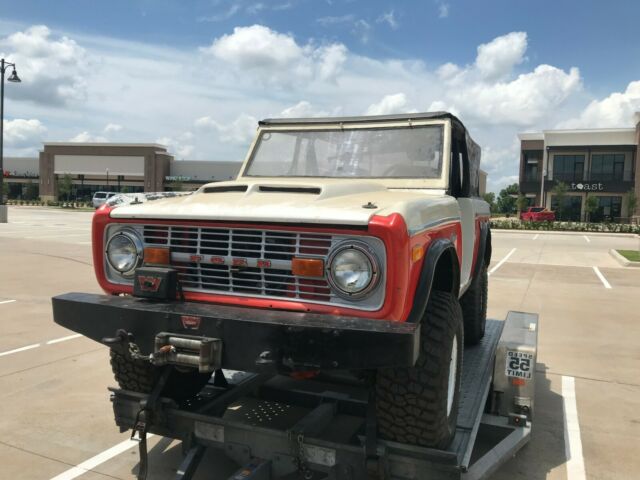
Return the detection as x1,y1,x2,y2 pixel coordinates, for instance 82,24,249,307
53,112,491,449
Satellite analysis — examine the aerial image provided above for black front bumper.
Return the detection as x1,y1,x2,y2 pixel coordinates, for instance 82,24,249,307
52,293,420,373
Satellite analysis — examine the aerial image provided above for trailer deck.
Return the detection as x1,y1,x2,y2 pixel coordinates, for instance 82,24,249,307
110,312,538,480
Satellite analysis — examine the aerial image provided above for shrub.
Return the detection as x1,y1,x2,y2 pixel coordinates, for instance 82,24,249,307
490,219,640,234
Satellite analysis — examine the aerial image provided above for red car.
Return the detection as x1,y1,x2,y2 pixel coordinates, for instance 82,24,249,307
520,206,555,221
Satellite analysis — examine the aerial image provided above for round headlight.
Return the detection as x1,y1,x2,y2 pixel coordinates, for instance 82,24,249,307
327,243,379,298
106,230,143,276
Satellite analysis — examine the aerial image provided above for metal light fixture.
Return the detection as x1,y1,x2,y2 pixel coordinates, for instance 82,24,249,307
7,69,20,83
0,59,22,221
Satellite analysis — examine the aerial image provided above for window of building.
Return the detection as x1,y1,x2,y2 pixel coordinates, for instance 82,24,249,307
590,196,622,222
523,152,541,182
590,154,625,181
552,155,584,182
550,195,582,221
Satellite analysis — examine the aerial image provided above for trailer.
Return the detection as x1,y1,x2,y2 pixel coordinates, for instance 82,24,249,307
110,311,538,480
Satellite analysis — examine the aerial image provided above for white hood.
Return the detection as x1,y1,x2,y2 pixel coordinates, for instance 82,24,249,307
109,180,459,231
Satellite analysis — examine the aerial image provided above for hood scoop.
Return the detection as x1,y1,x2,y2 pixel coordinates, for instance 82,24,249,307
258,185,321,195
203,185,248,194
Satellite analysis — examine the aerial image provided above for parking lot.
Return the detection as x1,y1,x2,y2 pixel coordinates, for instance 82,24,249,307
1,207,639,480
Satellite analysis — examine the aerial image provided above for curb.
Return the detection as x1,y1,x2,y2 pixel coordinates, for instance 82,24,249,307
609,249,640,267
492,229,640,239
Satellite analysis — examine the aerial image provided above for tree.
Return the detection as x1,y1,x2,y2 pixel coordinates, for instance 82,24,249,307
58,174,73,201
482,192,496,212
516,193,528,216
24,181,39,201
584,195,598,223
626,188,638,223
551,181,568,220
497,183,518,214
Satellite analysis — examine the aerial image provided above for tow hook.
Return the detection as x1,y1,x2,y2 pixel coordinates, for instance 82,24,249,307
102,329,134,357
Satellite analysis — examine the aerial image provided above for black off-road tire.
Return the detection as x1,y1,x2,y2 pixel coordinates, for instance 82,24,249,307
110,350,212,401
376,290,464,449
460,264,488,345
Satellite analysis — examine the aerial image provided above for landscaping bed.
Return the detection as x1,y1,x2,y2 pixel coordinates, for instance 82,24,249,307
490,219,640,234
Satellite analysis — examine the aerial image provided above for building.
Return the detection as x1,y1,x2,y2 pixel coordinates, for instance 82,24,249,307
3,142,241,202
519,116,639,222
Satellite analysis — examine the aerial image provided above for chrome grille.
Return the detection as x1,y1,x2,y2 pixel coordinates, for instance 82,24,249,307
141,225,333,302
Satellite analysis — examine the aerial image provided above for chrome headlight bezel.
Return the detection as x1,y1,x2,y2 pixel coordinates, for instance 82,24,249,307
105,228,143,278
326,241,380,299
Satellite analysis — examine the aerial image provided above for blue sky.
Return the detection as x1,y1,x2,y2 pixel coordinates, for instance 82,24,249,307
1,0,640,192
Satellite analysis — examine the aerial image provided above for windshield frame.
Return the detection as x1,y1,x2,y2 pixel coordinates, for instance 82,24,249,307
238,119,452,190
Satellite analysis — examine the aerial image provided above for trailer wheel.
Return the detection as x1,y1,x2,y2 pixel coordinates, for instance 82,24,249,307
376,290,463,449
110,350,211,401
460,264,488,345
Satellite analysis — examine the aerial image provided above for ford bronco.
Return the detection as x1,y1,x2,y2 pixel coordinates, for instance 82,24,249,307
53,112,491,449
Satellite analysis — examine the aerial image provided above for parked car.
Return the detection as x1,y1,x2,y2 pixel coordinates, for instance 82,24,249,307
92,191,118,208
520,206,555,222
53,112,491,449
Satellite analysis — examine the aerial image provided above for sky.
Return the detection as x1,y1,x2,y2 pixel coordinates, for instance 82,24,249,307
1,0,640,193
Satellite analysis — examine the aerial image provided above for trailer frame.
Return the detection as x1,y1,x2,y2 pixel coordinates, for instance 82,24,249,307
111,312,538,480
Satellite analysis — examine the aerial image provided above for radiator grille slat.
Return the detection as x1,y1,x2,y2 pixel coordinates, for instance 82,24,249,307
141,225,333,302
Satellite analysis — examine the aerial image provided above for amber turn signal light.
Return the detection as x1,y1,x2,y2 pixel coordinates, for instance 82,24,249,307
291,257,324,277
144,247,170,265
411,244,424,263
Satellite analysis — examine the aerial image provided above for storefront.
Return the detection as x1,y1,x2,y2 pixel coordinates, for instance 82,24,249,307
2,143,241,201
518,119,640,222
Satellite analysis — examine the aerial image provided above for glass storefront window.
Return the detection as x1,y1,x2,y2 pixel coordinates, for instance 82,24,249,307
590,154,625,181
553,155,584,182
550,195,582,221
591,196,622,222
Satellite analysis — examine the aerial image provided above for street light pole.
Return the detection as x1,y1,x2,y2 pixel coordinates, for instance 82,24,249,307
0,58,22,223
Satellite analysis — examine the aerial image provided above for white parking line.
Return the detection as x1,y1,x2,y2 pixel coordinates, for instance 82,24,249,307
0,343,41,357
46,334,83,345
583,235,590,243
532,234,539,240
0,299,16,305
562,376,586,480
49,435,154,480
592,266,612,289
0,334,83,357
488,248,516,276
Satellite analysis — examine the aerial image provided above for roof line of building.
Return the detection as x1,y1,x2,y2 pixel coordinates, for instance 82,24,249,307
43,142,168,149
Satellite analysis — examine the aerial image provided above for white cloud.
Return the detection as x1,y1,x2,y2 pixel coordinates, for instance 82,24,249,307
4,118,47,148
280,101,322,118
376,10,399,29
103,123,123,134
202,25,346,84
475,32,527,80
352,19,372,44
156,133,195,159
195,113,257,145
317,14,355,26
438,3,450,18
558,80,640,128
69,131,108,143
366,93,414,115
0,25,88,105
197,4,241,22
430,32,581,126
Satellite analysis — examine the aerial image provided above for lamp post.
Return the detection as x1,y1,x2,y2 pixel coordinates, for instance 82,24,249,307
106,168,109,189
0,59,22,223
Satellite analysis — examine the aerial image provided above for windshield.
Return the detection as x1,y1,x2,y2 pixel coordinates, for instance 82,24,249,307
530,207,544,212
245,125,444,179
